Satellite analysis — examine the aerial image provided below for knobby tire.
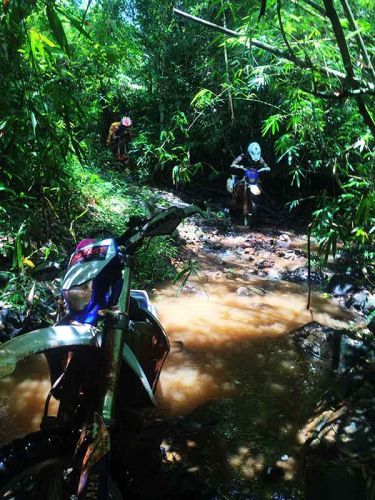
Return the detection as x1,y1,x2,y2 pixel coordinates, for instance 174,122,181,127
0,430,123,499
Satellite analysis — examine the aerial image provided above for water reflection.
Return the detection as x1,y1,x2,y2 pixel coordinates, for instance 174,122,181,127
156,276,352,416
0,355,58,445
150,272,354,495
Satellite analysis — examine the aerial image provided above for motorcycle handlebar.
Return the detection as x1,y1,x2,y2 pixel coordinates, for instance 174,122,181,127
231,165,270,173
117,205,205,253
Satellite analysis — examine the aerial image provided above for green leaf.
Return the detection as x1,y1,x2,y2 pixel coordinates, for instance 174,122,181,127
31,30,56,48
262,114,283,136
56,7,91,39
191,88,214,107
46,4,70,56
0,183,16,196
30,111,37,136
16,237,22,269
172,267,190,285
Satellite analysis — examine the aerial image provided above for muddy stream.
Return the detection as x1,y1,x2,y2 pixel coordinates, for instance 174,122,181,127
0,219,357,498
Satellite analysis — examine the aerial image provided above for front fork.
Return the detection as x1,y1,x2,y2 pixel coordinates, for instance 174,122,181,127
100,255,134,425
243,183,249,226
76,255,134,498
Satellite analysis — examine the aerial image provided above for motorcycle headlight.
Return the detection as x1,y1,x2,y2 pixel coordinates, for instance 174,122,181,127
64,280,93,311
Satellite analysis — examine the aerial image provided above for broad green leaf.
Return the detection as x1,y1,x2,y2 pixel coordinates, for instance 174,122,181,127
46,5,70,56
191,88,214,106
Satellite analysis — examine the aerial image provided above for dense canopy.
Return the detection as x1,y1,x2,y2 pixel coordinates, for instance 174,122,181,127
0,0,374,273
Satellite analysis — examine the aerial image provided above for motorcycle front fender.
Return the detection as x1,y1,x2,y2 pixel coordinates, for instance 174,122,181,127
0,324,98,378
0,325,156,404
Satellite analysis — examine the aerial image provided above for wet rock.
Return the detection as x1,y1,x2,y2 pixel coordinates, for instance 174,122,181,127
278,234,291,248
262,465,285,482
181,284,200,295
293,322,375,373
243,269,256,277
282,267,326,284
172,340,185,353
283,253,296,260
326,275,375,314
302,363,375,500
267,269,282,280
236,287,250,297
0,301,52,343
257,260,274,269
292,322,338,367
236,286,267,297
345,288,375,313
0,308,23,342
327,274,357,297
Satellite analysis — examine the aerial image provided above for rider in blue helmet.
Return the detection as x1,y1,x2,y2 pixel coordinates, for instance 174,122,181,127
231,142,270,174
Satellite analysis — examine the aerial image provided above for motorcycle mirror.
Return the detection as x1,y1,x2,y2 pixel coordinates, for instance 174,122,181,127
143,205,205,237
31,261,61,281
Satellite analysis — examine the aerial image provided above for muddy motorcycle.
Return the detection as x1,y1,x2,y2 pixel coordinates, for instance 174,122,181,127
0,205,200,499
111,130,132,164
228,166,268,227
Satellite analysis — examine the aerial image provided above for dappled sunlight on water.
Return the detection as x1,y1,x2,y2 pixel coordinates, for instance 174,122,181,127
152,273,355,493
0,355,58,445
228,447,265,479
155,276,352,416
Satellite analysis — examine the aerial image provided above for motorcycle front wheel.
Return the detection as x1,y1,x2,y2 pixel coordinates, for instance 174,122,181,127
243,184,251,227
0,431,123,500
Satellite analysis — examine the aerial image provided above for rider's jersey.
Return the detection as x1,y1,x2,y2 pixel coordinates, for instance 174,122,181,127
231,153,268,174
106,122,133,146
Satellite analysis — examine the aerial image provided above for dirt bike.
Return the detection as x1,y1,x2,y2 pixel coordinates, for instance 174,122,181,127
228,166,268,227
0,205,201,499
111,133,131,163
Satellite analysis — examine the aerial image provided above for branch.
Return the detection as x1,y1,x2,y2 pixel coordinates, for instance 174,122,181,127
173,8,374,91
277,0,303,65
311,87,375,98
302,0,326,16
339,0,375,81
322,0,375,136
174,8,291,62
289,0,325,19
322,0,355,80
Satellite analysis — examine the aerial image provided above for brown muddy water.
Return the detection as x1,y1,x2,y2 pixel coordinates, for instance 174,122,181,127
153,275,354,497
0,227,357,498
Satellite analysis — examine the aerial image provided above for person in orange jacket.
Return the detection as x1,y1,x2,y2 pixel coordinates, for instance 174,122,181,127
107,116,133,162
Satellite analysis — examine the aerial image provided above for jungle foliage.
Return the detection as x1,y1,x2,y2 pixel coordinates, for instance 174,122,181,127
0,0,374,287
